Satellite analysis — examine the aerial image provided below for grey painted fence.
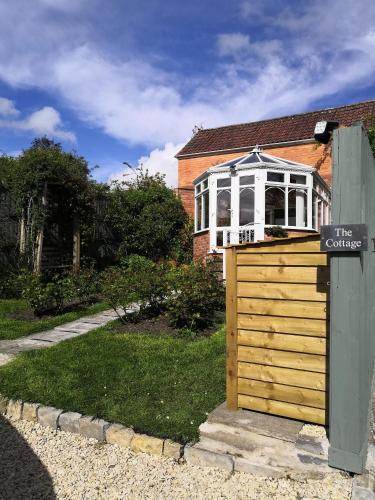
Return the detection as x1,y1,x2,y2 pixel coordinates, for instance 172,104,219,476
328,124,375,473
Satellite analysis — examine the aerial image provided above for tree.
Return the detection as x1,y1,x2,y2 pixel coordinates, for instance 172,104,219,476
105,170,189,261
5,137,95,271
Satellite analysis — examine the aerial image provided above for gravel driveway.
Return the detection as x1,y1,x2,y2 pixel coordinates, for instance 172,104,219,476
0,416,352,499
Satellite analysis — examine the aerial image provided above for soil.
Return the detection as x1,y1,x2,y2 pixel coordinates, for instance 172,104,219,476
115,312,223,338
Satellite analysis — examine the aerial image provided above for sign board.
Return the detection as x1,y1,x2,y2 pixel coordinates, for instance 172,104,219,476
320,224,368,252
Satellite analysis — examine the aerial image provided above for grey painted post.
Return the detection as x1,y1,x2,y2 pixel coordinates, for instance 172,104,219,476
328,124,375,473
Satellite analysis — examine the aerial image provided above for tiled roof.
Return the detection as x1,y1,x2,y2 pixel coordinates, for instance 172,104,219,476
176,100,375,157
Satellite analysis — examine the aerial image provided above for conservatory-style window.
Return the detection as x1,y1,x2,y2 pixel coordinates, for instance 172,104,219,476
195,179,209,232
192,147,331,249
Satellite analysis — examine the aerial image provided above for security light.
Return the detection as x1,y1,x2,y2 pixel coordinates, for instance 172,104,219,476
314,121,339,144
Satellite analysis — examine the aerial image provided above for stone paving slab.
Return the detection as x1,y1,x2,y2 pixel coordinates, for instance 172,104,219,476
0,308,121,364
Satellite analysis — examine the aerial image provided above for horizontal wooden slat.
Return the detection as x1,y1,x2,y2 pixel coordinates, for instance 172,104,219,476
237,266,329,284
238,362,326,390
238,330,326,355
238,314,327,337
238,346,326,373
237,282,329,302
237,253,328,266
237,297,327,320
238,394,326,424
238,378,326,409
237,240,321,254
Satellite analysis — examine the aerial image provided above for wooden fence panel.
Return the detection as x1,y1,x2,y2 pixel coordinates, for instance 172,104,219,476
226,234,329,425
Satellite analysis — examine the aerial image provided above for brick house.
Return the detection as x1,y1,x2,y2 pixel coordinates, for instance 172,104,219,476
176,99,375,263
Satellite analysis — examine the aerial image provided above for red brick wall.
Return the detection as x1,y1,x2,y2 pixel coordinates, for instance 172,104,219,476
178,142,331,216
193,231,210,261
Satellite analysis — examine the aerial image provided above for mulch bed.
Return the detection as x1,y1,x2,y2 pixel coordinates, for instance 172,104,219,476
115,313,222,337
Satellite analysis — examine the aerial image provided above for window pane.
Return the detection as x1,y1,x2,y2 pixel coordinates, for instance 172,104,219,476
203,179,208,190
196,196,202,231
216,231,223,246
267,172,284,183
265,187,285,225
239,175,255,185
195,184,201,194
217,178,231,188
290,174,306,184
217,189,231,227
317,201,322,230
203,191,209,229
288,189,307,227
239,188,254,226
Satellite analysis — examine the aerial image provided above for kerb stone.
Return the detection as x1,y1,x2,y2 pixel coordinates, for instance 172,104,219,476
38,406,63,429
22,402,39,422
131,434,164,456
163,439,183,460
7,399,23,420
79,416,110,441
59,412,82,434
184,445,234,472
105,424,134,448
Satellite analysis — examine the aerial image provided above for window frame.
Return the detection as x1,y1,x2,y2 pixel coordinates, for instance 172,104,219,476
194,178,210,233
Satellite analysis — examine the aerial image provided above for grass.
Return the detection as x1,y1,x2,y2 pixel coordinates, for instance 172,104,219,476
0,299,110,340
0,322,226,443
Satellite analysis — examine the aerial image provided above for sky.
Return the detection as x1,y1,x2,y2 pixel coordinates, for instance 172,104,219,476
0,0,375,187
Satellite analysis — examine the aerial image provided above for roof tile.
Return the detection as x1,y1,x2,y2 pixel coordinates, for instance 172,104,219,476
177,100,375,157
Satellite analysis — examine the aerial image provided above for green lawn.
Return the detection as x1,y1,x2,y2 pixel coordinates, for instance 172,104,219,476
0,299,109,340
0,323,226,443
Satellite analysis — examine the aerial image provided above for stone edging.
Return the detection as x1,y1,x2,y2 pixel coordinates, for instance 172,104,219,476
0,395,254,472
0,396,183,461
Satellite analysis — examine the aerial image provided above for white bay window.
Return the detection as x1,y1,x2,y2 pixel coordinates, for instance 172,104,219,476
193,147,331,249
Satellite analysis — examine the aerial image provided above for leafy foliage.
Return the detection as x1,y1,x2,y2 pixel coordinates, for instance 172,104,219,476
105,171,188,261
166,261,225,332
101,255,171,318
264,225,288,238
22,269,101,315
368,124,375,157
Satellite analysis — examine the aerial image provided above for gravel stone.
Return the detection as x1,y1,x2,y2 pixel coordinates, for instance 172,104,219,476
6,399,23,420
131,433,164,456
38,406,63,429
22,402,39,422
59,412,82,434
0,416,353,499
79,416,109,441
105,423,134,448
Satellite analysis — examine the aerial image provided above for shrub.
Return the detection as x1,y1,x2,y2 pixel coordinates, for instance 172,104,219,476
166,261,225,332
101,255,170,318
264,226,288,238
21,269,101,315
0,269,26,299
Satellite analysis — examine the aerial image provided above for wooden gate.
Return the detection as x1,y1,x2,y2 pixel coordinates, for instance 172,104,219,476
226,234,329,425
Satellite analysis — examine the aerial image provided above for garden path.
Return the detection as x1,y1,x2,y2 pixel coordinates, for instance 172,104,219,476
0,308,127,367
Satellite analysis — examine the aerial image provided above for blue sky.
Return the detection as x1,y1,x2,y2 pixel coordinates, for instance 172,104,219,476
0,0,375,186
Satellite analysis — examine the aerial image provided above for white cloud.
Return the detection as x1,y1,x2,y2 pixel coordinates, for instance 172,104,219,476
0,103,75,142
109,142,184,188
217,33,251,56
0,0,374,155
0,98,19,117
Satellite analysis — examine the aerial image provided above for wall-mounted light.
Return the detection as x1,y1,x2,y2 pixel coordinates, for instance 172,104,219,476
314,121,340,144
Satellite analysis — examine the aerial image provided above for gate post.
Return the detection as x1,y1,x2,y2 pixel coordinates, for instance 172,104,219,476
328,124,375,473
226,246,238,410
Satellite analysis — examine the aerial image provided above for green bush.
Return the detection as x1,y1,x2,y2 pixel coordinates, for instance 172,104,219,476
166,261,225,332
101,255,170,318
264,225,288,238
21,269,101,315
